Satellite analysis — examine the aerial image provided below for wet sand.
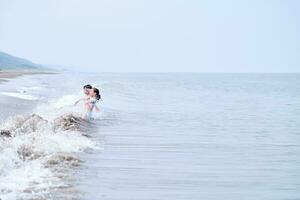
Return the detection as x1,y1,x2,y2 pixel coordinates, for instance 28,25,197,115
0,70,56,120
0,70,54,83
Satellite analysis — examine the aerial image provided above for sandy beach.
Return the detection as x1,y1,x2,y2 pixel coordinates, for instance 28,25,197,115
0,70,54,83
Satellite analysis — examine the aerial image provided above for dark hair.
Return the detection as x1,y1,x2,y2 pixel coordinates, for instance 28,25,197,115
83,84,92,89
93,88,101,100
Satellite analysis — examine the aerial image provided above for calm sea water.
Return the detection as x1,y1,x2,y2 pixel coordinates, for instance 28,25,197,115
0,73,300,200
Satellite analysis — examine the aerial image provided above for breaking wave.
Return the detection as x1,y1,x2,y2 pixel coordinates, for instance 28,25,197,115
0,95,98,200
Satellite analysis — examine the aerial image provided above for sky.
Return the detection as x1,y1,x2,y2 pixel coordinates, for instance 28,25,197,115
0,0,299,72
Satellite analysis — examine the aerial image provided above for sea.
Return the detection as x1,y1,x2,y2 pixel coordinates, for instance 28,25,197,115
0,72,299,200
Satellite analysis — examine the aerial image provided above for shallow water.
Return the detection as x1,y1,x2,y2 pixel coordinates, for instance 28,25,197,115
0,73,300,200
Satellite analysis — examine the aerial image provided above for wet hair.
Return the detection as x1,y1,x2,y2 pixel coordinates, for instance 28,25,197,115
93,88,101,101
83,84,92,89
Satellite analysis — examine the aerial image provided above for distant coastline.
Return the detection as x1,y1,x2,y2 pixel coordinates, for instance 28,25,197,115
0,51,54,83
0,51,43,70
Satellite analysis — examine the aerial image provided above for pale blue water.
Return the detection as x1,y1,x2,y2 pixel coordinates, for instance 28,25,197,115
78,73,300,200
0,73,300,200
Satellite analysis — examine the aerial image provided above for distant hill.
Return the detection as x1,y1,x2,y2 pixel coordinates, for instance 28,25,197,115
0,51,44,70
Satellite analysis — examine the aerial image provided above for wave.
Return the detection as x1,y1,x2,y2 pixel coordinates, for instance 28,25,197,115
0,96,98,200
1,92,39,100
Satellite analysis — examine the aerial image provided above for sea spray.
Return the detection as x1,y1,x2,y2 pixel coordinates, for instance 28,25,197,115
0,95,98,200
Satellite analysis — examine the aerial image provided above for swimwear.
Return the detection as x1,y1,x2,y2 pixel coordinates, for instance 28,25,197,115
85,99,98,121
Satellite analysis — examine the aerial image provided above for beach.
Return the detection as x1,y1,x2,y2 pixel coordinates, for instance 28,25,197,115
0,70,54,120
0,70,54,83
0,72,300,200
1,0,299,199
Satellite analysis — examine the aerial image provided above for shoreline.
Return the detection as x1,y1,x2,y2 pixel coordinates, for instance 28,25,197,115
0,70,55,83
0,69,56,120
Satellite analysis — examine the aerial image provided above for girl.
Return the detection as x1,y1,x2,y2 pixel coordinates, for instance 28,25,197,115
84,88,101,120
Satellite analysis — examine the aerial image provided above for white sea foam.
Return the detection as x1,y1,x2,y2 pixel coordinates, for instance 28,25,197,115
33,94,84,122
1,92,39,100
51,94,79,109
20,86,42,92
0,72,107,199
0,92,97,200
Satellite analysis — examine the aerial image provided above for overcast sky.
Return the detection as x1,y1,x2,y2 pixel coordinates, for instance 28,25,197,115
0,0,299,72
